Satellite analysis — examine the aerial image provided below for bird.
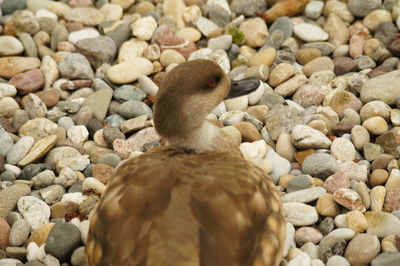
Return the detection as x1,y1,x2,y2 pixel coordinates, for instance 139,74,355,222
86,59,286,266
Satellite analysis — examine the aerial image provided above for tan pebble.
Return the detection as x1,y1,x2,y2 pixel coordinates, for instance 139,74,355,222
268,63,295,87
232,122,261,142
175,27,201,42
160,49,185,68
50,200,79,219
93,129,108,147
276,133,296,161
369,169,389,187
92,163,114,184
370,186,386,212
248,47,276,67
345,210,368,233
303,56,334,77
316,193,341,217
279,174,295,189
324,13,349,47
294,149,316,165
363,10,393,31
240,45,257,60
308,119,329,135
362,116,388,135
221,126,242,147
239,17,269,48
28,223,55,246
312,178,324,187
286,248,303,261
246,105,269,122
296,48,321,65
381,235,400,253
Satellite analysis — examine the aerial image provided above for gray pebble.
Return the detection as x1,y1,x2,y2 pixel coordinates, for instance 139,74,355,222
76,36,117,68
18,164,43,181
302,153,338,179
371,252,400,266
9,220,30,246
287,175,312,193
230,0,266,17
98,153,122,167
117,100,153,119
17,32,37,58
31,170,55,190
75,106,94,126
0,0,27,15
0,126,13,158
113,85,146,102
58,53,94,80
56,101,80,113
103,126,125,146
0,171,16,182
40,185,65,204
45,222,82,262
58,117,75,131
71,246,88,266
51,24,69,51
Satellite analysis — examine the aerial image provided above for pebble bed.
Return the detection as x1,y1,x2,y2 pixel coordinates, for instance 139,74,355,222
0,0,400,265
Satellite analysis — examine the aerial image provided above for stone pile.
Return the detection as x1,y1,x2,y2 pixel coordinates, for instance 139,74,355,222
0,0,399,265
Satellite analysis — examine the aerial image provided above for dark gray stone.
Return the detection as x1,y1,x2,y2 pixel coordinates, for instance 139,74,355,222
76,36,117,68
45,222,82,262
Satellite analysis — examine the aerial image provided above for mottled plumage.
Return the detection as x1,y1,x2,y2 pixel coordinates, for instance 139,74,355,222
87,147,285,266
86,59,286,266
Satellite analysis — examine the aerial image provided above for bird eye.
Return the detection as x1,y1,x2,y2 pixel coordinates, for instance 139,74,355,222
206,76,220,89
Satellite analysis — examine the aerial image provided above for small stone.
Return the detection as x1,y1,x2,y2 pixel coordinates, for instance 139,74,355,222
67,126,89,144
9,69,44,95
0,57,41,79
232,122,261,142
316,193,341,217
361,70,400,105
305,1,324,19
283,202,319,226
107,58,153,84
344,233,380,266
293,84,324,108
282,187,326,204
371,252,400,266
274,75,307,97
364,38,391,63
324,172,350,194
294,23,329,42
239,18,268,48
45,222,81,261
207,35,232,51
384,188,400,211
58,53,94,80
326,256,350,266
6,136,35,165
302,153,337,179
9,220,30,246
54,167,78,188
31,170,55,190
333,57,357,75
132,16,157,41
330,138,356,161
376,128,400,156
363,143,384,161
17,196,50,231
18,135,57,167
362,116,388,135
296,48,322,65
345,210,368,233
68,28,100,44
292,125,332,149
64,7,104,26
348,0,382,18
351,125,370,151
370,186,386,211
303,56,334,77
248,47,276,67
71,246,88,266
0,218,10,250
160,49,185,67
0,36,24,56
75,36,117,68
365,211,400,237
295,227,323,246
333,188,366,212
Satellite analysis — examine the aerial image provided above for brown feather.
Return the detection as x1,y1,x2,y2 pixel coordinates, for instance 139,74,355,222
87,146,286,266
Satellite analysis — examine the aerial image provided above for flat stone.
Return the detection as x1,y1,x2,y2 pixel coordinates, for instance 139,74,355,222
302,153,337,179
365,211,400,238
294,23,329,42
18,135,57,167
75,36,117,68
281,187,326,203
333,188,366,212
0,36,24,56
0,57,41,79
64,7,104,26
81,89,113,120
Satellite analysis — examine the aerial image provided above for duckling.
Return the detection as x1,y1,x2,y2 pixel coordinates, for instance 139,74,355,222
86,59,286,266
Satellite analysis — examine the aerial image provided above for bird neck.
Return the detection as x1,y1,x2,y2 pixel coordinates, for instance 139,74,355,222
168,120,222,153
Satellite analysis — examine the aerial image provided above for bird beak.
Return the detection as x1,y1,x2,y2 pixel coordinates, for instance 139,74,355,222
225,78,261,100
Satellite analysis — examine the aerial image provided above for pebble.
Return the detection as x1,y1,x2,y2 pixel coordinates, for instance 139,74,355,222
67,126,89,144
345,210,368,233
17,196,50,231
330,138,356,161
347,0,382,18
316,194,341,217
292,125,332,150
303,57,334,77
294,23,329,42
365,211,400,237
8,220,30,246
344,233,380,266
75,36,117,68
45,222,81,261
6,136,35,165
132,16,157,41
18,135,57,167
58,53,94,80
283,202,319,226
68,28,100,44
0,36,24,56
239,18,268,48
282,187,326,204
371,252,400,266
107,57,153,84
